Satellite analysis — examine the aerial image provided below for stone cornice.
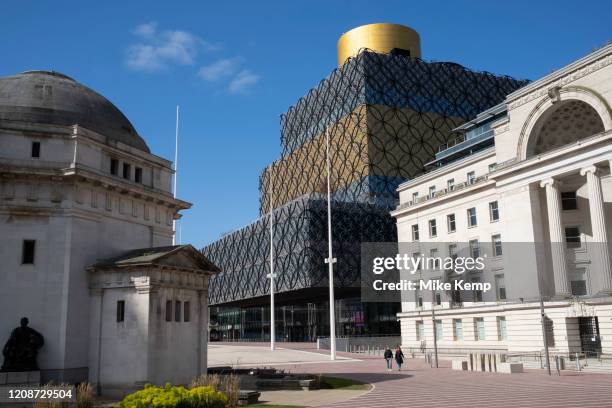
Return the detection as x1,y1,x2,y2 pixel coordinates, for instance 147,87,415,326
507,44,612,111
0,206,176,233
89,268,210,291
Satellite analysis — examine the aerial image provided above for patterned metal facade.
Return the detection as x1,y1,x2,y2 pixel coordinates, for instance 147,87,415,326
202,50,529,307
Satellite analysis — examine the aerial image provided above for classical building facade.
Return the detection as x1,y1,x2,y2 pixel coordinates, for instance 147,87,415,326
393,44,612,356
0,71,218,394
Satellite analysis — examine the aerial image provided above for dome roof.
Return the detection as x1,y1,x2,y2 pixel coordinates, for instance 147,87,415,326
0,71,149,152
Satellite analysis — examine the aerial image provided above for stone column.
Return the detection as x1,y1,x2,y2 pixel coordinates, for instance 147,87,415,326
540,178,571,297
580,165,612,293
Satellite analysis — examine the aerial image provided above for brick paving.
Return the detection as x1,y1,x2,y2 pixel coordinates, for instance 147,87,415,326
240,345,612,408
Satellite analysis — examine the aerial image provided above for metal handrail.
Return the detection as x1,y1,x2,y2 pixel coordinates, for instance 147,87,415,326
437,129,495,153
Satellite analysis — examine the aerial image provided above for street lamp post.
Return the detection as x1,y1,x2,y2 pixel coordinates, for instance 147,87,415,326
267,165,277,351
324,128,337,361
431,288,439,368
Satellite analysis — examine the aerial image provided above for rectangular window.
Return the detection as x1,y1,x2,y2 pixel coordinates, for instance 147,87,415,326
412,192,418,203
488,163,497,172
416,288,423,307
110,158,119,176
135,167,143,183
428,185,436,198
22,240,36,264
175,300,182,322
435,292,442,305
447,179,455,191
430,248,440,269
565,227,581,249
467,207,477,227
435,319,443,340
451,289,462,304
495,274,507,300
448,244,457,259
453,319,463,341
31,141,41,158
467,171,476,184
184,301,191,322
469,239,480,258
561,191,578,210
489,201,499,222
416,321,425,340
570,268,587,296
165,300,173,322
122,163,131,180
544,316,555,347
475,317,485,340
413,252,422,272
412,224,419,241
429,219,437,238
472,279,483,302
116,300,125,322
497,316,507,340
447,214,456,233
492,234,503,257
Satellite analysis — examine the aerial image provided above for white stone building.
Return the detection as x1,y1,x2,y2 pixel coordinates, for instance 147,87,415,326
392,45,612,357
0,71,219,394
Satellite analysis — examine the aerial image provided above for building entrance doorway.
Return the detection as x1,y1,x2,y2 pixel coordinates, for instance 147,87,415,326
578,317,602,357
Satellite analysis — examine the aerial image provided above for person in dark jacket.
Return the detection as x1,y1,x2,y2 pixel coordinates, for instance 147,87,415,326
383,346,393,371
395,346,405,371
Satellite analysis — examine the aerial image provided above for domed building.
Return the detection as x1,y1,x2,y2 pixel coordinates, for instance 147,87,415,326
0,71,219,395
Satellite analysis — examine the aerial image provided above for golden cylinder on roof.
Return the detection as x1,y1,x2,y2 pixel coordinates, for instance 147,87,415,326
337,23,421,66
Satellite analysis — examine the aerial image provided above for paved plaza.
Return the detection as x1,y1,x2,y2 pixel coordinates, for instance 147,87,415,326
208,343,355,367
209,343,612,408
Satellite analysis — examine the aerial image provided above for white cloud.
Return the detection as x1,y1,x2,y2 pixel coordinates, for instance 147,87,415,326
126,22,215,72
197,58,241,81
133,22,157,39
228,70,260,93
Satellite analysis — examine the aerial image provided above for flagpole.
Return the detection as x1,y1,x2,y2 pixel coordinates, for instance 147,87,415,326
173,105,179,245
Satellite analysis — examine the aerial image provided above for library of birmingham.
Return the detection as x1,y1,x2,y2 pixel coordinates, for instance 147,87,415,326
204,23,612,357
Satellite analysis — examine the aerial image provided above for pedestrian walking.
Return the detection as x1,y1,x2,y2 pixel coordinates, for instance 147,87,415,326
384,345,393,371
395,346,405,371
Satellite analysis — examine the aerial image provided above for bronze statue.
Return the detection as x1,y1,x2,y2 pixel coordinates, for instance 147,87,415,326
1,317,44,372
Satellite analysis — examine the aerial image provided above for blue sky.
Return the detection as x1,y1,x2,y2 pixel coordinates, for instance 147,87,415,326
3,1,611,247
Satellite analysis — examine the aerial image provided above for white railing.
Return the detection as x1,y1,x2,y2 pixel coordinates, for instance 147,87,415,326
396,176,489,211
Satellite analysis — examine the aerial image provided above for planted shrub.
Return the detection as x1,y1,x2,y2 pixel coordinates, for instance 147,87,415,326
191,374,239,408
76,382,93,408
117,383,228,408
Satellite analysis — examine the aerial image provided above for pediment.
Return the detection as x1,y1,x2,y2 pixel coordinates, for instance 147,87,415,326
89,244,221,274
156,246,221,273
